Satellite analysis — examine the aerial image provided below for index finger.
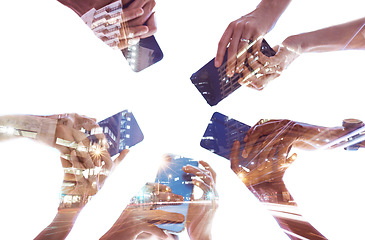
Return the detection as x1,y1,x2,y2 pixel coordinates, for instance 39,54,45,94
141,12,157,38
215,26,234,68
199,160,216,182
230,140,241,174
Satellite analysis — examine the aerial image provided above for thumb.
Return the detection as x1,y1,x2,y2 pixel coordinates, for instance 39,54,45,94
113,149,130,168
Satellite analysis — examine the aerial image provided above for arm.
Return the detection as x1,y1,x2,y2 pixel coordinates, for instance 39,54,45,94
241,119,354,171
283,17,365,53
240,17,365,90
57,0,156,49
215,0,291,76
34,209,80,240
0,115,57,145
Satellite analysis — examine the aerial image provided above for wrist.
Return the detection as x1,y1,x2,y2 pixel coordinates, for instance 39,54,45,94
255,0,291,32
282,35,305,54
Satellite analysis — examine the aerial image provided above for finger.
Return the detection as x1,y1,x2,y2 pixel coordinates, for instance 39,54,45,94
137,225,169,240
120,7,145,23
73,113,99,131
215,24,234,68
155,192,184,203
145,210,185,223
248,73,280,91
192,178,211,195
120,24,149,40
199,160,216,182
140,12,157,38
183,165,214,189
75,142,95,169
244,134,269,169
128,0,156,27
60,156,72,168
113,149,130,168
183,165,212,180
256,131,282,170
230,140,241,174
72,128,90,146
242,120,274,158
70,150,90,169
146,182,172,193
99,149,112,170
226,25,243,77
242,127,264,158
236,40,249,74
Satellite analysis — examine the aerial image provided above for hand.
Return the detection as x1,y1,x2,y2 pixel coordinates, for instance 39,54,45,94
48,113,97,155
230,140,297,187
101,183,185,240
242,119,302,172
60,149,129,202
183,161,218,240
215,7,281,75
237,44,299,90
124,0,157,39
215,0,291,77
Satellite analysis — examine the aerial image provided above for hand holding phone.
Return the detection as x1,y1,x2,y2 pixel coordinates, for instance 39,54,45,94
200,112,251,168
153,155,198,233
80,0,163,72
183,160,218,240
191,39,275,106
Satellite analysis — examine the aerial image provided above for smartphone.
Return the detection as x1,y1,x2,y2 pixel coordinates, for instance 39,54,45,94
87,110,144,157
154,155,199,233
190,39,276,106
89,1,163,72
121,36,164,72
200,112,251,168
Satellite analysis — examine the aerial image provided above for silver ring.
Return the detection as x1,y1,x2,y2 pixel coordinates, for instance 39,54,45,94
240,38,250,43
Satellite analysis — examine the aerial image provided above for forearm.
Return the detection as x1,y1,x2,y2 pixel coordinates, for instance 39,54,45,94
0,115,57,145
254,0,292,33
293,123,347,150
283,17,365,53
56,0,117,16
34,209,80,240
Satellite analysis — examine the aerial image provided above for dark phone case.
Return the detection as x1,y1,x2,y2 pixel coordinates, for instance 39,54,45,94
87,110,144,157
191,39,275,106
121,36,163,72
154,156,199,233
200,112,251,168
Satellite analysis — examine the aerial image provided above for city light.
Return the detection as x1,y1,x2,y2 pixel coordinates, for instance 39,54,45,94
0,126,15,135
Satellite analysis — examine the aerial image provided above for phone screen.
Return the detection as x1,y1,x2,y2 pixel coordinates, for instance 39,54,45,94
87,110,144,157
200,112,251,168
154,155,198,233
190,39,275,106
122,36,163,72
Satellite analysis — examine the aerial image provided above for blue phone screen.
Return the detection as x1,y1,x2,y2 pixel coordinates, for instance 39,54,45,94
154,155,199,233
200,112,251,168
87,110,144,157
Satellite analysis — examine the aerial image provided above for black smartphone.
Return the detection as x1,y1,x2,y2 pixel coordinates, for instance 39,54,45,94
200,112,251,168
154,155,198,233
89,1,163,72
121,36,164,72
87,110,144,157
119,0,163,72
190,39,275,106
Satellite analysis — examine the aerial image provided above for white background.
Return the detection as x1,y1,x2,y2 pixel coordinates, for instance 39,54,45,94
0,0,365,239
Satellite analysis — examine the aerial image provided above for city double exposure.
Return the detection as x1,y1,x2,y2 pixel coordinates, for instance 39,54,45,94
0,0,364,239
